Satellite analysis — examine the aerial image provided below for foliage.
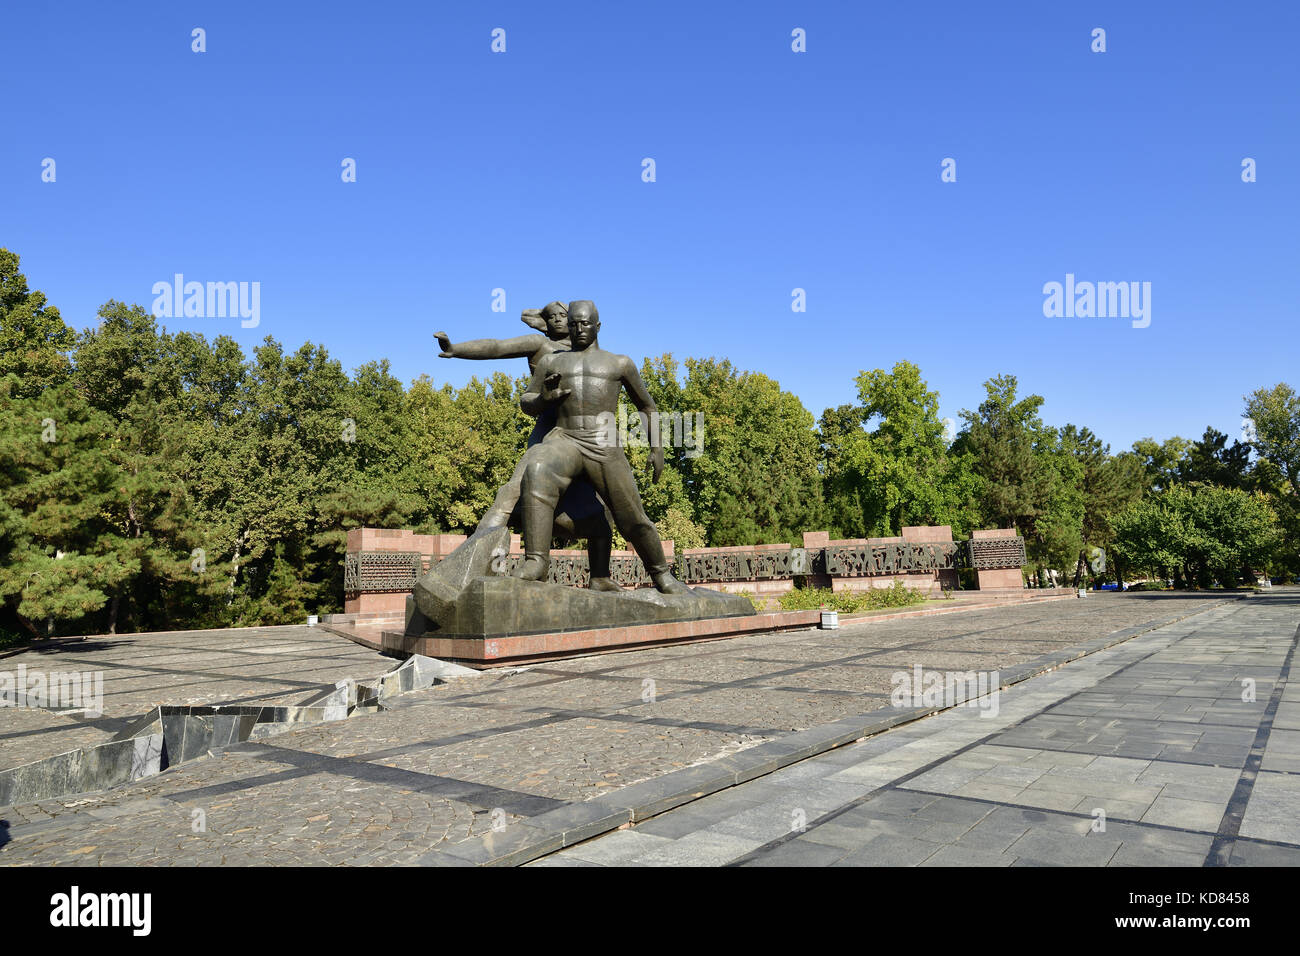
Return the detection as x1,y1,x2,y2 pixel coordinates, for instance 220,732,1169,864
1131,436,1192,493
0,249,76,397
640,355,826,546
1243,384,1300,577
1177,427,1252,491
778,580,926,613
1245,384,1300,496
1110,485,1279,587
954,374,1051,537
820,361,982,539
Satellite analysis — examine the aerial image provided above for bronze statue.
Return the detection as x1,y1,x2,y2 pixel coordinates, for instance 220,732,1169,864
435,302,617,588
517,301,688,594
408,299,754,640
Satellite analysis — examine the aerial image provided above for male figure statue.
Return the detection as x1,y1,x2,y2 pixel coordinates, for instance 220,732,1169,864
518,300,688,595
435,303,619,589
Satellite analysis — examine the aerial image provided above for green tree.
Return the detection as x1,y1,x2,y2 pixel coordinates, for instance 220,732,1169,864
1111,485,1278,587
816,403,869,535
1131,436,1191,493
0,376,135,638
640,355,825,546
72,302,224,633
1243,384,1300,577
404,371,531,533
955,374,1051,535
1058,426,1146,586
1029,425,1086,575
1245,384,1300,496
1177,427,1252,490
821,361,982,538
0,248,76,397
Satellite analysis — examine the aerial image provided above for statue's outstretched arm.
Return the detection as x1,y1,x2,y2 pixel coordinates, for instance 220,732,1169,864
435,332,546,360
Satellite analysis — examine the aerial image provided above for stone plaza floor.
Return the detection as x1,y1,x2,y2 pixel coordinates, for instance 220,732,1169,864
0,625,391,774
537,591,1300,866
2,590,1293,866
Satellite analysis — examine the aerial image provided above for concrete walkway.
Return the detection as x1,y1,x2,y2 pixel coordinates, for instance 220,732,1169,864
534,590,1300,866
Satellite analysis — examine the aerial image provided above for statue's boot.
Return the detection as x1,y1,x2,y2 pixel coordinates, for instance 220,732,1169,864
619,510,689,595
515,553,549,582
651,569,690,595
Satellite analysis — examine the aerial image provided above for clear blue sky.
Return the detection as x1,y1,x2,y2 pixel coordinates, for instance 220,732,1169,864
3,1,1297,452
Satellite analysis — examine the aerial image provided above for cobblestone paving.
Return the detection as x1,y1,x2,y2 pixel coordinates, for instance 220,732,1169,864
0,592,1230,865
0,626,389,770
537,591,1300,867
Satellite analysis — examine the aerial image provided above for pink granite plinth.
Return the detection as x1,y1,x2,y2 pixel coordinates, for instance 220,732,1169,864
382,610,821,667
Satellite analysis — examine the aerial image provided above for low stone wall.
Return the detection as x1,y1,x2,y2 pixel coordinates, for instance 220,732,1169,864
343,525,1027,615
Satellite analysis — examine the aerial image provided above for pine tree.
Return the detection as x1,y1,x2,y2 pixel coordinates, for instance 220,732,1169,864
0,248,76,398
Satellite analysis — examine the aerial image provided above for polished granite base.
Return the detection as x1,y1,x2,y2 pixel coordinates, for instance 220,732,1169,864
387,605,820,667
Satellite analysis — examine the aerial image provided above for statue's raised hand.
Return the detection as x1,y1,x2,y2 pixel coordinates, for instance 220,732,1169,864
435,332,454,357
542,371,571,405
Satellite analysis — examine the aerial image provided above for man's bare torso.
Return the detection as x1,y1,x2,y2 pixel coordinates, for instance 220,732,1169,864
536,346,632,429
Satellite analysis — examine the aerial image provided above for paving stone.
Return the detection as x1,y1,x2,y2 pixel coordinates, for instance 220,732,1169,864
1005,828,1123,865
914,820,982,843
830,833,944,866
586,762,738,822
1098,821,1212,855
897,763,988,793
949,780,1029,804
635,831,763,866
1238,771,1300,845
1070,796,1153,822
522,800,631,848
557,829,674,865
3,590,1283,866
1023,774,1163,804
825,762,912,789
1139,794,1228,832
798,818,910,851
705,801,817,842
948,817,1031,853
919,845,1016,867
634,803,756,839
1259,751,1300,773
524,854,605,867
1225,840,1300,866
734,838,849,867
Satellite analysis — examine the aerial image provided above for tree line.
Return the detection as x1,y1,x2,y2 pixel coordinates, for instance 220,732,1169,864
2,249,1296,640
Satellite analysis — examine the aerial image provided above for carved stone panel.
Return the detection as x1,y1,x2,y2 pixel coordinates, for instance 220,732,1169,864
344,551,424,593
967,536,1027,570
824,542,963,577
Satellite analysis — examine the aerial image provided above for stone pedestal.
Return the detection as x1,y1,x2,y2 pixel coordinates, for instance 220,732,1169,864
408,575,755,640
